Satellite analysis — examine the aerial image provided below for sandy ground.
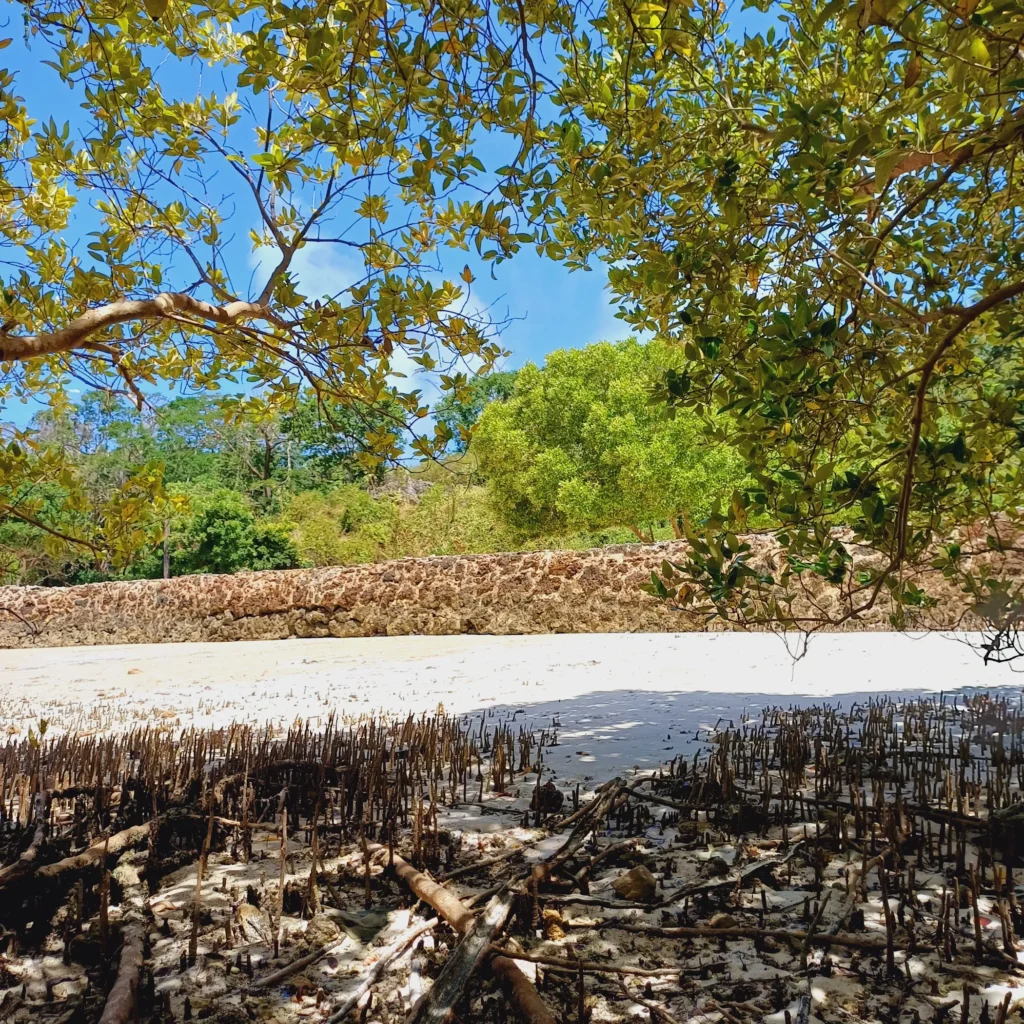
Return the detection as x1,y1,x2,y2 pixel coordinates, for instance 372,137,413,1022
4,634,1024,1024
3,631,1022,789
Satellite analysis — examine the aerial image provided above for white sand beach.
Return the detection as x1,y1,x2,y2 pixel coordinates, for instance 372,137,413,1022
3,631,1021,786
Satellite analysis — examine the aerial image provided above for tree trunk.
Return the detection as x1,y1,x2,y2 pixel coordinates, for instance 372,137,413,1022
162,519,170,579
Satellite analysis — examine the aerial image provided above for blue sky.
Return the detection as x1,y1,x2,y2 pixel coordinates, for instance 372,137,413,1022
0,0,780,426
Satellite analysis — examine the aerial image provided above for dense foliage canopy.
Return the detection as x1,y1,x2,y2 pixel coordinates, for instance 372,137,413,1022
538,0,1024,648
0,0,564,565
473,340,746,539
1,0,1023,648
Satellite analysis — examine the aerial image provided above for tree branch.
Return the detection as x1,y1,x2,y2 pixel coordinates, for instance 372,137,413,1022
894,277,1024,564
0,293,281,363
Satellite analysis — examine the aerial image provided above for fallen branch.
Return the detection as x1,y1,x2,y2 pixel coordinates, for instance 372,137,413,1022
537,782,623,883
551,778,622,831
542,893,651,911
439,846,523,882
657,842,804,908
575,837,640,892
407,890,513,1023
326,917,438,1023
491,956,558,1024
491,947,683,977
98,879,148,1024
251,933,351,991
617,978,682,1024
366,843,475,935
592,919,916,952
3,822,152,890
365,843,557,1024
0,798,47,887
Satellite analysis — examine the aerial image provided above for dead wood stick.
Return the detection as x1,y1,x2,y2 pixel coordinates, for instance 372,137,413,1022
616,977,682,1024
735,788,986,832
276,800,288,956
591,919,918,951
491,956,558,1024
542,893,651,911
551,778,621,831
251,933,351,991
439,846,523,882
179,812,280,833
325,917,438,1023
707,1000,745,1024
364,844,557,1024
465,883,506,908
575,838,640,891
540,783,622,881
98,921,145,1024
0,807,46,887
656,843,804,908
365,843,475,934
802,892,831,964
491,947,683,977
634,790,703,814
828,844,897,943
189,801,216,965
26,823,152,888
97,881,147,1024
406,889,513,1023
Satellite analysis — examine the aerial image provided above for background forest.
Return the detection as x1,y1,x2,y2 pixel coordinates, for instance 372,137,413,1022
0,338,749,585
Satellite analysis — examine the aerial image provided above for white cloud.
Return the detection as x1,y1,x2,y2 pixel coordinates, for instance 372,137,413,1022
248,241,365,302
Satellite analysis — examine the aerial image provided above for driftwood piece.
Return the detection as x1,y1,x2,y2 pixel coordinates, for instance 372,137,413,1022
491,947,684,977
98,922,146,1024
656,842,805,908
617,978,682,1024
97,878,148,1024
550,778,622,832
0,802,46,887
251,933,351,991
542,893,651,910
367,844,475,934
575,838,640,891
492,956,558,1024
550,783,623,872
439,846,523,882
594,919,915,951
366,844,557,1024
0,822,152,891
406,889,513,1023
326,917,438,1023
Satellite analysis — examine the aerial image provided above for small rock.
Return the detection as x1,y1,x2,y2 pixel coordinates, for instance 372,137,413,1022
612,865,657,903
334,908,389,943
304,914,342,949
530,781,564,813
709,912,738,929
700,856,730,878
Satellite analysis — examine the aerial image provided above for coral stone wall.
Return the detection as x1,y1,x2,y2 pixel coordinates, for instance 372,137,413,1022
0,537,992,648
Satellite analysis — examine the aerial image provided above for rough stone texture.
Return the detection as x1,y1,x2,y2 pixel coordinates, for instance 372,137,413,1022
0,536,1005,649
